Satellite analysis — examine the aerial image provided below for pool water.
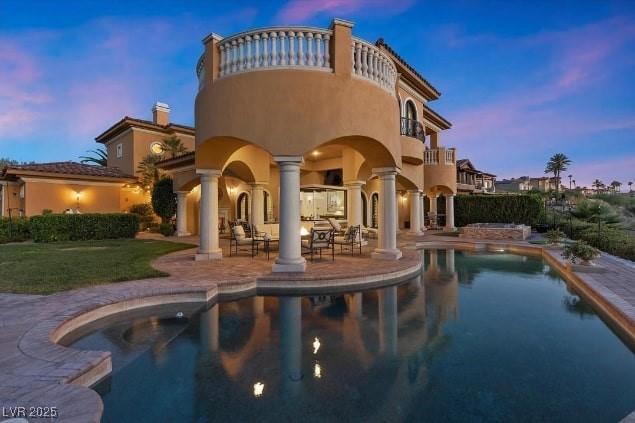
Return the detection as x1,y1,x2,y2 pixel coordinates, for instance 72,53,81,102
72,249,635,422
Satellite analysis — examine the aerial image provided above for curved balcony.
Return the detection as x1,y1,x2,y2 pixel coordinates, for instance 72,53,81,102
400,117,425,142
196,25,397,94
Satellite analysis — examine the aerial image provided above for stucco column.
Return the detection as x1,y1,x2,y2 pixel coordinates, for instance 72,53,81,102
371,167,402,260
445,194,456,231
345,180,364,229
273,156,306,272
408,190,422,235
250,183,265,226
200,304,219,353
175,191,190,237
429,194,438,214
420,194,427,231
196,169,222,261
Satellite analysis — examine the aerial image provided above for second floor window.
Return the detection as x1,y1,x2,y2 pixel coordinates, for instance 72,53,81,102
116,143,123,158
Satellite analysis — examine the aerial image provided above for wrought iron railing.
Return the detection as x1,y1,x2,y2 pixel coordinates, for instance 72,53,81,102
400,117,425,142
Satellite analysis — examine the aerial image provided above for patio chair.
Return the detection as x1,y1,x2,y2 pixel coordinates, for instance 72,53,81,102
326,217,344,235
301,228,334,261
333,225,362,256
230,223,258,257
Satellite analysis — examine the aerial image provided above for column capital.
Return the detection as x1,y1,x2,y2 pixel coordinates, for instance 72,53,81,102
407,189,422,194
344,180,365,187
249,181,268,188
197,169,222,177
372,167,400,177
273,155,304,165
175,190,190,196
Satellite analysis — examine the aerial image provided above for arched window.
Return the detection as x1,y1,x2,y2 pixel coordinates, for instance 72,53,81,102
405,100,417,121
361,192,368,227
237,192,249,221
371,193,379,228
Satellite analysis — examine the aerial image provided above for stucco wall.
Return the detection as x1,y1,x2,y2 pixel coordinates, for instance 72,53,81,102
23,180,123,216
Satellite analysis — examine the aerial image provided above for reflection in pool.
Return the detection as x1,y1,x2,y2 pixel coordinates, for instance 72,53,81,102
72,250,635,422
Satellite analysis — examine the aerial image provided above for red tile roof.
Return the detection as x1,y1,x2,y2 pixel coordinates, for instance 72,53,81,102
1,161,136,180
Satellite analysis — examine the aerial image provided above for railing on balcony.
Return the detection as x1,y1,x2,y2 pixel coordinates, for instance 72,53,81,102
351,38,397,93
215,27,333,79
424,148,456,165
400,117,425,142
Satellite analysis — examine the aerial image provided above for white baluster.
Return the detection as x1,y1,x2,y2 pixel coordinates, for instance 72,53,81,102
253,34,261,68
323,34,331,68
270,32,278,66
306,32,314,66
218,44,226,77
298,32,305,66
355,42,362,74
245,35,253,69
361,45,368,77
288,31,296,65
230,39,238,73
262,32,269,67
238,37,245,71
279,31,287,65
316,33,323,67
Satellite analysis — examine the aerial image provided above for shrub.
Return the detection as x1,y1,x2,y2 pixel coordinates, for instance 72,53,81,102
42,209,53,215
151,177,176,224
0,217,31,243
562,240,600,264
159,222,175,237
29,213,139,242
130,203,156,231
455,195,545,227
546,229,565,245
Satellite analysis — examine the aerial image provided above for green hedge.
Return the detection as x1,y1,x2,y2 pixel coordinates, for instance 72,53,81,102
455,195,544,227
29,213,139,242
0,217,31,244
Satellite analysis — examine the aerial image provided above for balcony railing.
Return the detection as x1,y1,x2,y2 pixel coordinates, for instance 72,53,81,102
424,148,456,165
351,38,398,93
400,117,425,142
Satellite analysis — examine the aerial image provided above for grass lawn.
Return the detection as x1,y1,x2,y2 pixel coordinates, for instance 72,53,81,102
0,239,195,295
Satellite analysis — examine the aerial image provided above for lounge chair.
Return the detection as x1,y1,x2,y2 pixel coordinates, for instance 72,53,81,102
230,223,258,257
333,224,362,255
301,228,334,261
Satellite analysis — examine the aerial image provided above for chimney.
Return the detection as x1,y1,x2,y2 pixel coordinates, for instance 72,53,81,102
152,102,170,125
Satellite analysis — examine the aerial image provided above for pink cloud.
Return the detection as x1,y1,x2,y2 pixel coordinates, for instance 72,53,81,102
277,0,413,23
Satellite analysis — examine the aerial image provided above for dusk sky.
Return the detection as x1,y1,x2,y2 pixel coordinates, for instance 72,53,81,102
1,0,634,188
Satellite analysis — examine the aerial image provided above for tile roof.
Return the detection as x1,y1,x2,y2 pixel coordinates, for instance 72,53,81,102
95,117,194,143
375,38,441,98
2,161,136,180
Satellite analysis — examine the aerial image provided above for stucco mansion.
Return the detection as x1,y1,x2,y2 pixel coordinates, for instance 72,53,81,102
1,19,458,272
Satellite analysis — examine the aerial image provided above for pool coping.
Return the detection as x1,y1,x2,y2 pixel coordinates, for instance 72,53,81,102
2,238,634,422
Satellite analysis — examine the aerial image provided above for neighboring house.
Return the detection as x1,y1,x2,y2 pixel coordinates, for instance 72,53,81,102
0,102,193,217
495,176,561,193
95,102,195,177
456,159,496,194
0,162,139,217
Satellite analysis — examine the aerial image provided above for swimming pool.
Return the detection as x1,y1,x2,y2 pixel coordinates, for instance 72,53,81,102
70,249,635,422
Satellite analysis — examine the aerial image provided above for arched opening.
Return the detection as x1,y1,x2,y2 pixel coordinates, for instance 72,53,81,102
405,100,417,121
371,192,379,228
361,191,368,227
237,192,249,221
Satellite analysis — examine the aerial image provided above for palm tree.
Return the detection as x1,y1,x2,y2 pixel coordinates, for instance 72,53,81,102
592,179,604,194
610,180,621,193
137,154,162,190
79,148,108,166
160,135,187,158
545,153,571,195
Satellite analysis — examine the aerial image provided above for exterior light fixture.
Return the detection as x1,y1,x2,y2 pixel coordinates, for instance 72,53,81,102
313,337,321,354
253,382,264,397
314,363,322,379
75,191,81,210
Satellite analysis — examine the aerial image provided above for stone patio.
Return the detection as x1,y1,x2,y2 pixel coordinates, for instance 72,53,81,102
0,231,634,422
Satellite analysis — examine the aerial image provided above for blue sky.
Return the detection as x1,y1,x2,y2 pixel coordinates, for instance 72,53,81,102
1,0,634,187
